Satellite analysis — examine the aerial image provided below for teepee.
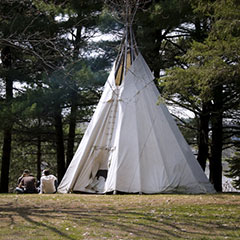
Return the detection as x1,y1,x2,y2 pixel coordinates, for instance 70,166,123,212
58,0,215,194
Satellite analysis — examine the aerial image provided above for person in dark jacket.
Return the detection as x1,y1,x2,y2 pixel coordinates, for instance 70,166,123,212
16,171,38,193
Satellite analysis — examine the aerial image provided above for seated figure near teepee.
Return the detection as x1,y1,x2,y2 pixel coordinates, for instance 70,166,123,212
58,0,215,194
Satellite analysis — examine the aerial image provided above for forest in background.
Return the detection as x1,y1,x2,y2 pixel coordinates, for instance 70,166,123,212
0,0,239,193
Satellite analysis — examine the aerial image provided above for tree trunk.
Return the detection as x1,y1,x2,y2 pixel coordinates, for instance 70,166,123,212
66,90,78,167
152,29,162,79
37,135,42,181
197,102,210,171
209,85,223,192
54,105,65,182
0,128,12,193
0,46,13,193
66,26,82,167
36,118,42,181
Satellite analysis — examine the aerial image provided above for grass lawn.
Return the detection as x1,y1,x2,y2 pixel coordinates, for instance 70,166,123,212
0,193,239,240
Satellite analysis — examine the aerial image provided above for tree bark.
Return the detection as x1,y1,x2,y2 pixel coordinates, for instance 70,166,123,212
209,85,223,192
36,118,42,181
37,135,42,181
0,46,13,193
66,90,78,167
197,102,210,171
54,105,65,182
0,128,12,193
66,26,82,167
152,29,162,79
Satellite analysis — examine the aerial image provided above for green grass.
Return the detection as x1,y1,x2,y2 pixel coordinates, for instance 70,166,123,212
0,193,239,240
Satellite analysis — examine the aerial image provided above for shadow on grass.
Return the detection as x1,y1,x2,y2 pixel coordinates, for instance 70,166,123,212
17,208,76,240
0,204,76,240
0,206,170,239
0,195,239,240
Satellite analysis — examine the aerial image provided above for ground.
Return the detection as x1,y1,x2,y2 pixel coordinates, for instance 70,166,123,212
0,193,239,240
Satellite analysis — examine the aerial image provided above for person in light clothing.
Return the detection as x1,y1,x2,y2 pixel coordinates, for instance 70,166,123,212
39,169,58,194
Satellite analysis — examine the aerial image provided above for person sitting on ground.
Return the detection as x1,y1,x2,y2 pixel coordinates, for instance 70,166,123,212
39,169,58,194
17,169,29,184
15,169,29,193
16,171,38,193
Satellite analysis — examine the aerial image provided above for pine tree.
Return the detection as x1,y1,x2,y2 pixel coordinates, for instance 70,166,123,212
162,0,240,191
226,149,240,189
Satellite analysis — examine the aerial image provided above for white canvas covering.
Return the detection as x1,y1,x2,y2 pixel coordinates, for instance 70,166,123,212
58,54,215,194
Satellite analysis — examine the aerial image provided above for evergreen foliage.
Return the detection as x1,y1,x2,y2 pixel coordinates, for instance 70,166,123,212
161,0,240,191
226,149,240,189
0,0,118,191
0,0,239,192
